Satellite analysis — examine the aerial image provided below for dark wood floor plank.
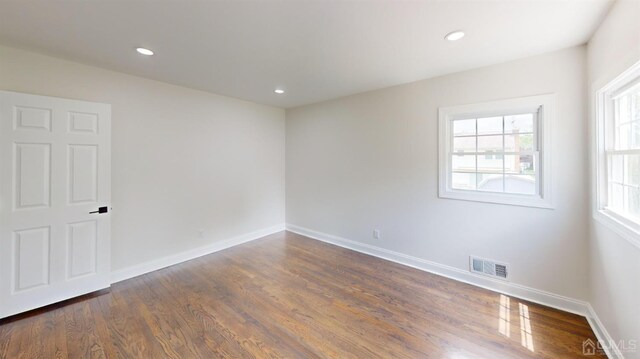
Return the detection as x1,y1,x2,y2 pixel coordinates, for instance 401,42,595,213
51,309,69,359
64,299,107,359
195,256,376,358
246,239,511,355
220,246,448,358
239,240,524,358
0,231,605,358
0,320,15,358
163,259,323,358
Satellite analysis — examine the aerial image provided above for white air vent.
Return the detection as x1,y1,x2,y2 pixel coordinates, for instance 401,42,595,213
470,256,508,280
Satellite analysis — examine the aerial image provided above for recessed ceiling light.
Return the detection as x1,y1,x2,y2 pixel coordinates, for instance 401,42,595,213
136,47,154,56
274,89,285,94
445,31,465,42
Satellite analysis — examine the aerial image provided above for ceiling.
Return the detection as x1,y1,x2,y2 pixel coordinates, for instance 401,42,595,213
0,0,613,108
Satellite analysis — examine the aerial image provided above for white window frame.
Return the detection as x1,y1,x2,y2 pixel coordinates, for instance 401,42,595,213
594,61,640,249
438,94,555,209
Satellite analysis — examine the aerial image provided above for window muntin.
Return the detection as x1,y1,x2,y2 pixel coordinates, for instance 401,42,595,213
450,112,539,196
606,80,640,222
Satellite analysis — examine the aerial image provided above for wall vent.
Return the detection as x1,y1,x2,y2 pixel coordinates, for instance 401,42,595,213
470,256,508,280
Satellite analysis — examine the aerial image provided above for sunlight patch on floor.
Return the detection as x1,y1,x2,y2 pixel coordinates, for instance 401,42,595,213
498,294,511,338
519,302,535,352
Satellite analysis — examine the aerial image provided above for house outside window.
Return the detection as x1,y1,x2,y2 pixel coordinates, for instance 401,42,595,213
438,95,555,208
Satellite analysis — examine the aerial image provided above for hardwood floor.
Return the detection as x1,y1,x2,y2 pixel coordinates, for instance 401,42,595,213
0,231,603,358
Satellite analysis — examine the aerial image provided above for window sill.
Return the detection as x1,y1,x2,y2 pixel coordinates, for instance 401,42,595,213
593,210,640,250
439,189,554,209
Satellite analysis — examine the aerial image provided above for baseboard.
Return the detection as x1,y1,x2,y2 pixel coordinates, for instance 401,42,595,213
110,224,286,284
586,304,624,359
286,224,590,317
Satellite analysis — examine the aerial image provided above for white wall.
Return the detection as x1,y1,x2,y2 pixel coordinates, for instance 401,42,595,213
587,0,640,355
286,46,589,300
0,45,285,272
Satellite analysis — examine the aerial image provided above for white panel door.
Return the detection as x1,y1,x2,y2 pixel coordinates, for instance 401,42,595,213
0,91,111,319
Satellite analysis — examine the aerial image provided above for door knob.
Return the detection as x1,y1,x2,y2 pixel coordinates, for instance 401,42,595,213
89,206,108,214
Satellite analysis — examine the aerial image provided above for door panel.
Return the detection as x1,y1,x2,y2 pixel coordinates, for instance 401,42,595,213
68,112,98,134
0,91,111,319
14,143,51,209
67,220,98,279
68,144,98,204
14,226,50,291
14,106,51,131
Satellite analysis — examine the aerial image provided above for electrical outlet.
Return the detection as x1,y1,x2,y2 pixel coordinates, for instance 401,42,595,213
373,229,381,239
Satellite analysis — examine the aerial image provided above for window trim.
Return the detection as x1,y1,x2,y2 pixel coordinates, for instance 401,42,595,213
438,94,555,209
594,60,640,249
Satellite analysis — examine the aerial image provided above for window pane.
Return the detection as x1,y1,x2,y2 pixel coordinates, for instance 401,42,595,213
478,135,503,152
505,175,536,195
453,137,475,153
477,117,503,135
626,186,640,220
618,121,640,149
505,114,534,134
504,154,534,175
616,96,631,125
632,122,640,149
610,154,624,184
611,153,640,188
453,119,475,136
452,155,475,172
634,91,640,122
505,134,534,152
624,154,640,186
477,174,503,192
610,183,624,210
478,155,503,174
481,153,503,160
452,172,476,190
618,123,631,149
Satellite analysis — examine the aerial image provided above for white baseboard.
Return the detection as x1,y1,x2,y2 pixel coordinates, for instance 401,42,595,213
586,304,624,359
286,224,589,315
110,224,286,284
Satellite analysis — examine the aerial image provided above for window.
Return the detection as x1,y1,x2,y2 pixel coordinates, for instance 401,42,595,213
595,61,640,247
450,114,537,194
439,95,554,208
607,83,640,219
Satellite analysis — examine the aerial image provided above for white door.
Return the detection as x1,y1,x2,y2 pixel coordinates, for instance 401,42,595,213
0,91,111,319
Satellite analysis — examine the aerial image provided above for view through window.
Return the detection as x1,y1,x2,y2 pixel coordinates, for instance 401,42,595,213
450,112,538,195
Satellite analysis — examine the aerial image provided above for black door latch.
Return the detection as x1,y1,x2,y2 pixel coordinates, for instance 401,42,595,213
89,206,108,214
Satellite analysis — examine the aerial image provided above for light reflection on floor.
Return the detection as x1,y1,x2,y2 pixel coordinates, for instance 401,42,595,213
519,302,534,352
498,294,535,352
498,294,510,337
